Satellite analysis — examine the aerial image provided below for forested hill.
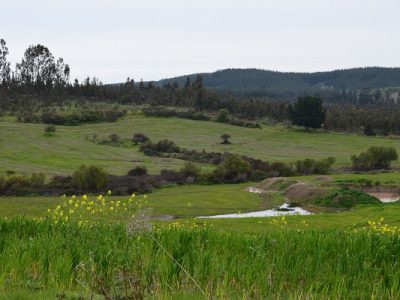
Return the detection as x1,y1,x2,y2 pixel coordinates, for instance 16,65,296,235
158,67,400,98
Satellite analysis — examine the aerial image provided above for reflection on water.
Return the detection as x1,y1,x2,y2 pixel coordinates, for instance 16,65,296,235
198,203,312,219
368,192,399,203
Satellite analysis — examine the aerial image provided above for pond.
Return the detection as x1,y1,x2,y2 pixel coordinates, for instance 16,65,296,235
198,203,312,219
368,192,400,203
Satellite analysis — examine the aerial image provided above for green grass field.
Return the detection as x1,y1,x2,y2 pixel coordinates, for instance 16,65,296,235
1,218,400,299
0,184,283,220
2,113,400,298
1,183,399,234
1,114,400,176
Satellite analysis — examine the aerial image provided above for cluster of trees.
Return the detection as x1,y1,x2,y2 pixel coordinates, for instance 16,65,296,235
18,108,126,125
137,137,336,179
351,146,398,171
324,105,400,136
0,40,70,94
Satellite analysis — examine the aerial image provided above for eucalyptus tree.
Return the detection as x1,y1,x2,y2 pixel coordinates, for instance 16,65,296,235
0,39,11,86
15,44,69,93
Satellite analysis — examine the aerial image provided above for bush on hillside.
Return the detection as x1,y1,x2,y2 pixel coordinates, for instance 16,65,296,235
214,155,251,183
351,146,398,171
314,188,381,208
216,109,230,123
71,165,108,191
140,139,180,155
132,133,149,145
44,125,56,136
0,173,46,195
220,134,231,144
180,162,200,178
127,166,148,176
295,157,335,175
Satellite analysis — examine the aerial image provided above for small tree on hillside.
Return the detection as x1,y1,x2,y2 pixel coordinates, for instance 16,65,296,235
287,96,326,129
216,109,230,123
132,133,149,145
44,125,56,136
71,165,108,190
220,133,231,144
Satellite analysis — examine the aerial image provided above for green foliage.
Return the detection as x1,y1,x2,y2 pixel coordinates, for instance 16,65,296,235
220,133,231,144
351,146,398,171
288,96,326,129
140,139,181,156
0,173,45,196
131,133,149,144
314,188,381,208
295,157,335,175
214,155,250,182
44,124,56,136
127,166,148,176
216,109,230,123
71,165,108,191
180,162,200,178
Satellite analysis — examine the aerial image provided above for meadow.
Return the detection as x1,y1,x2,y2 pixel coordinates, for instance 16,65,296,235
1,217,400,299
2,113,400,298
1,113,400,176
0,184,280,219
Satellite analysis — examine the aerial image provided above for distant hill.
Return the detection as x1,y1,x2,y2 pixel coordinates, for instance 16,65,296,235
157,67,400,99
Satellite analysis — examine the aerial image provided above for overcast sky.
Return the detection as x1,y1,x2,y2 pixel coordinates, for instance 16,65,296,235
2,0,400,83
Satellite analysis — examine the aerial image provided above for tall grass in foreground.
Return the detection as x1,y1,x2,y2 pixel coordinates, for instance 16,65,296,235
0,218,400,299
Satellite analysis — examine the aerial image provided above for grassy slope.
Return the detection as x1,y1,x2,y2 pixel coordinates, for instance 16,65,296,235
1,114,400,176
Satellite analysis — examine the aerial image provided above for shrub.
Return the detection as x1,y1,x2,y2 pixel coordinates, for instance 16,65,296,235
30,173,45,188
71,165,108,191
314,157,335,174
214,155,251,183
220,134,231,144
48,175,72,189
351,146,398,171
269,162,295,177
104,110,124,122
44,125,56,136
140,140,180,154
132,133,149,145
314,188,381,208
180,162,200,178
155,140,180,153
127,166,148,176
216,109,230,123
295,157,335,175
294,158,317,175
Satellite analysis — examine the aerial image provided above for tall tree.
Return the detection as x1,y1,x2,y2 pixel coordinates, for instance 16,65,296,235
0,39,11,85
193,74,206,109
15,44,69,92
288,96,326,129
16,44,55,89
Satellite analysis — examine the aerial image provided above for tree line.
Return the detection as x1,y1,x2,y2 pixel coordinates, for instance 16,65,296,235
2,39,400,136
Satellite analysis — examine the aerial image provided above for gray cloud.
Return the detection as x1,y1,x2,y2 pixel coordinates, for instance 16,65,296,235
2,0,400,82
